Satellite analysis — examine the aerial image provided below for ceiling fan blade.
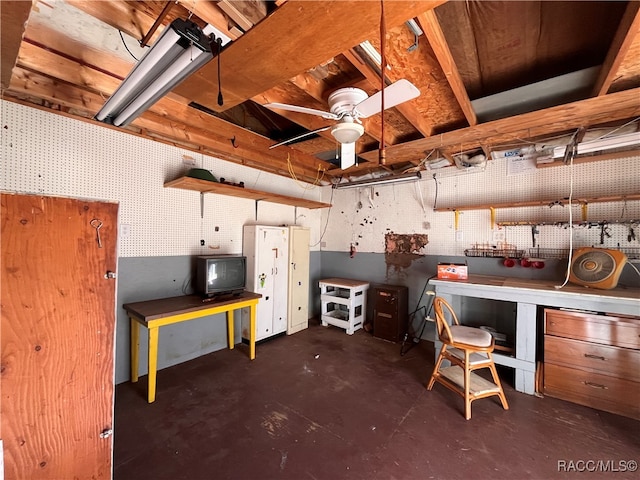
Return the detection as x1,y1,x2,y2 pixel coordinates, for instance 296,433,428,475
264,102,340,120
354,79,420,118
340,142,356,170
269,126,331,149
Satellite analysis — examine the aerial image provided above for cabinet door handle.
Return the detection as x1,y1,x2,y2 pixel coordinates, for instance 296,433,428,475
584,353,606,361
584,381,608,390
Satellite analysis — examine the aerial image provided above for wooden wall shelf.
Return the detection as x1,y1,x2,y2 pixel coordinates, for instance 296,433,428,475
434,193,640,212
164,176,331,209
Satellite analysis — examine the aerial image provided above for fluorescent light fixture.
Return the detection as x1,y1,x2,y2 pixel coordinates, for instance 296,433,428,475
551,131,640,158
95,18,215,127
334,171,422,189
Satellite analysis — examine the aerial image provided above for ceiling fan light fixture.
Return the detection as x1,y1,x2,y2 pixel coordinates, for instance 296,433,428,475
331,122,365,144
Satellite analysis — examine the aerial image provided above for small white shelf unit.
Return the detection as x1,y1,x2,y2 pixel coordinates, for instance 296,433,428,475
319,278,370,335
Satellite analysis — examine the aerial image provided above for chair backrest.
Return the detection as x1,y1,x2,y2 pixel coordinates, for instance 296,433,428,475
433,297,460,344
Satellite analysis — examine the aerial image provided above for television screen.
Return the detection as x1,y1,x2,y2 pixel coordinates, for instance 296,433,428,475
196,255,246,297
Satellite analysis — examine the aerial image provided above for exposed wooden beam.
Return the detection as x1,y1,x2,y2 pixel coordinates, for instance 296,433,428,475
1,0,32,89
417,10,477,126
6,67,328,183
217,0,268,31
178,0,447,112
13,37,334,175
591,1,640,97
353,87,640,169
67,0,159,44
176,0,243,40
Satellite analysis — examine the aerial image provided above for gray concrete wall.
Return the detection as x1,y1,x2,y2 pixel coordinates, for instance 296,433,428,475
116,250,638,384
116,252,323,384
314,251,640,342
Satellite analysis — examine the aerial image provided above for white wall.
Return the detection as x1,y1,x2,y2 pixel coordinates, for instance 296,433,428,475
320,155,640,257
1,100,325,255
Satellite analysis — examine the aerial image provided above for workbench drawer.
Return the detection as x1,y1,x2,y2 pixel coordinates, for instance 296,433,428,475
544,309,640,349
544,363,640,419
544,335,640,382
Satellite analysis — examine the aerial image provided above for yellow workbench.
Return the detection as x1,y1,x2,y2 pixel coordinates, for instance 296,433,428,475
123,291,261,403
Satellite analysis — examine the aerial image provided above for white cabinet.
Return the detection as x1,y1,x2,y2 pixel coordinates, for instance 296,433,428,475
243,225,290,341
287,226,310,335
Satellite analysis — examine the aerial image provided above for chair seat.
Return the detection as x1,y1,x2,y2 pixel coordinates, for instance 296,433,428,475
449,325,493,348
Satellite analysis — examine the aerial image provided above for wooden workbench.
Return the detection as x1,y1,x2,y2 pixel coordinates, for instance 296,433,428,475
430,275,640,395
123,291,261,403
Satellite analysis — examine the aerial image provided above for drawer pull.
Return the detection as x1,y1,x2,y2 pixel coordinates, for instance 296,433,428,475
583,353,606,361
584,381,608,390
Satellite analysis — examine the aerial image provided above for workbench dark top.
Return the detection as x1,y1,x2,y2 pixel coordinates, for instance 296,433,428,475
123,291,262,322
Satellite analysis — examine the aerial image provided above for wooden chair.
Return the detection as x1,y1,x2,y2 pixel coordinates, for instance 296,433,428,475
426,297,509,419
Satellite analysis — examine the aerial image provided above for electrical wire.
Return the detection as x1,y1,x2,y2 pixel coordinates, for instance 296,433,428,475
119,30,140,61
555,151,575,290
286,153,325,189
310,185,335,247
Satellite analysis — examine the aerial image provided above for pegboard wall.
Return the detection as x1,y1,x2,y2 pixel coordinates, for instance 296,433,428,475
320,154,640,257
1,101,323,257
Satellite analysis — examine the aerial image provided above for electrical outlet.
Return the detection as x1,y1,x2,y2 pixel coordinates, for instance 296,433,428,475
120,224,131,238
493,230,506,243
455,231,463,242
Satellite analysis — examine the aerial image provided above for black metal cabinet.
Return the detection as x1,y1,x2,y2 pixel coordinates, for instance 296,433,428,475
371,284,408,342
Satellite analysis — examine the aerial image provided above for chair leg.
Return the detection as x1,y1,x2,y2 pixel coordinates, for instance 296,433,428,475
488,356,510,411
427,345,447,390
464,351,471,420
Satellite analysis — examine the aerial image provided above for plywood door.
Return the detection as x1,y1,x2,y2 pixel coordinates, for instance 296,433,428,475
1,193,118,479
287,227,310,335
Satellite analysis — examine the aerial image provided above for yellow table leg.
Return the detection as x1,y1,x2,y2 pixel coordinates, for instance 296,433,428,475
249,305,256,360
130,318,139,383
227,310,235,350
147,326,159,403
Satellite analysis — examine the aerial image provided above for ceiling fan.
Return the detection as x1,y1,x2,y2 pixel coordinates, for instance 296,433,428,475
265,79,420,169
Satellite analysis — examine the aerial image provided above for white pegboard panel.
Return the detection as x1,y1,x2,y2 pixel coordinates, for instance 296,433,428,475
1,101,325,257
320,154,640,256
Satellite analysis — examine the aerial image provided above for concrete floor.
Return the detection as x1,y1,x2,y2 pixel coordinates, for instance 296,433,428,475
114,321,640,480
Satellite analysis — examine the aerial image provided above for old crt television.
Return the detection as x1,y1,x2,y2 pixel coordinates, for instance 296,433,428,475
195,255,246,297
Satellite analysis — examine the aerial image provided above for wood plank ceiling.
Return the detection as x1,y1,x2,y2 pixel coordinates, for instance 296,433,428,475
2,0,639,185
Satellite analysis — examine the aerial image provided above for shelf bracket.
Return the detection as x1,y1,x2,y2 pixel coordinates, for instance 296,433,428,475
490,207,496,230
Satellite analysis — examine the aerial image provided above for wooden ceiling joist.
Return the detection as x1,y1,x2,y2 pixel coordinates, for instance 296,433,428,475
177,0,447,113
1,1,32,89
354,87,640,169
417,10,477,126
591,1,640,97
